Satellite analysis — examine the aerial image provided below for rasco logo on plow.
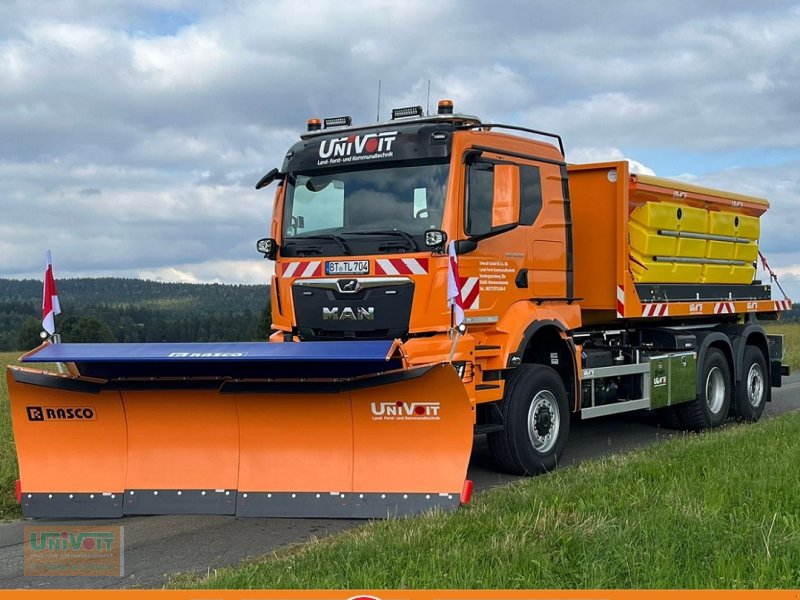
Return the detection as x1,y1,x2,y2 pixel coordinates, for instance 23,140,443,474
26,406,96,421
370,401,441,421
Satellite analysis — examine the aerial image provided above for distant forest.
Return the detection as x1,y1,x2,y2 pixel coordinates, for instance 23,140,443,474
0,278,270,351
1,277,796,352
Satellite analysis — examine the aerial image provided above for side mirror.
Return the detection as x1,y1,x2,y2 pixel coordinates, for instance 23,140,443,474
455,239,478,254
492,164,520,228
256,238,278,260
255,168,280,190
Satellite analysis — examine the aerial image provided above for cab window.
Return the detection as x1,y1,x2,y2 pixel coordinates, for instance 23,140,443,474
465,162,494,236
519,165,543,225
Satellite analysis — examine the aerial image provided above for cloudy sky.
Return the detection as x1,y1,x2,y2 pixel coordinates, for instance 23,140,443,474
1,0,799,300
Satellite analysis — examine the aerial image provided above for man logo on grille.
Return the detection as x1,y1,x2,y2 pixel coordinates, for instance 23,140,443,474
337,279,362,293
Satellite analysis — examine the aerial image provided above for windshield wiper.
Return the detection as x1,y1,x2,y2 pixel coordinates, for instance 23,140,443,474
341,230,419,252
285,234,350,255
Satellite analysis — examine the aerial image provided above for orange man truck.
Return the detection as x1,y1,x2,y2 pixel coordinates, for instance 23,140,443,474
7,100,791,519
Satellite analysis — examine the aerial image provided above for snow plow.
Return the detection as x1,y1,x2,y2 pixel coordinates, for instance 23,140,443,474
7,341,473,518
7,100,790,519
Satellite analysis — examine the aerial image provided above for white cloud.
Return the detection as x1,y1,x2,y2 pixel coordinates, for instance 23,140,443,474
568,147,655,176
138,259,273,284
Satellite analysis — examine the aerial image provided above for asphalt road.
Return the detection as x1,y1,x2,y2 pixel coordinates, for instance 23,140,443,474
2,374,798,590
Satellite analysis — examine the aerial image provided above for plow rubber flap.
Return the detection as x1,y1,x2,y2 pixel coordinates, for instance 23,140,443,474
7,363,472,519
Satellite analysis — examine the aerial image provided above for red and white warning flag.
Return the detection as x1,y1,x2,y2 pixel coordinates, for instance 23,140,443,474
42,250,61,336
447,241,465,327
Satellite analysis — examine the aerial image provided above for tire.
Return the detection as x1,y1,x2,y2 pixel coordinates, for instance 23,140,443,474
732,345,768,422
677,347,731,431
487,364,570,475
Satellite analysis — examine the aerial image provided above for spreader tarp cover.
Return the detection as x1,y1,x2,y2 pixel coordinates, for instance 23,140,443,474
21,341,400,380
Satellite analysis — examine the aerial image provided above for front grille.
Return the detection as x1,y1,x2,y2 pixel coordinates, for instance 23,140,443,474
292,278,414,341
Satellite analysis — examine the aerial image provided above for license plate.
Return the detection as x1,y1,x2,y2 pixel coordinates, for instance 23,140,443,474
326,260,370,275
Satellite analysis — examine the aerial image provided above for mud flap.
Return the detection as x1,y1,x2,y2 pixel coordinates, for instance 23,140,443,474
7,363,473,519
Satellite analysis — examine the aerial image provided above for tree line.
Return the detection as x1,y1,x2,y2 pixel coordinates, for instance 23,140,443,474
0,278,271,351
1,277,797,351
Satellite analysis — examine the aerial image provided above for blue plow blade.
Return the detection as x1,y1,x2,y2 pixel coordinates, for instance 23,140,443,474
21,340,401,380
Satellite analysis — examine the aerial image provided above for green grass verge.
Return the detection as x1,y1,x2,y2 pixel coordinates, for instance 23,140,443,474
179,412,800,589
0,352,23,520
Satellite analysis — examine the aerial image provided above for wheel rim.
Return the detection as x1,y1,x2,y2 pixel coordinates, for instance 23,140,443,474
746,363,765,408
527,390,560,453
705,366,726,414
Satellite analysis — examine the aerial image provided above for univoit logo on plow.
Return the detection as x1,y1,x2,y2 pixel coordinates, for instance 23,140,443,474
26,406,95,421
370,400,440,421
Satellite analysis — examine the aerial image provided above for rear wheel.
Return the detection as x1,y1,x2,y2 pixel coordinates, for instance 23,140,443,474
678,347,731,431
488,364,570,475
732,345,767,422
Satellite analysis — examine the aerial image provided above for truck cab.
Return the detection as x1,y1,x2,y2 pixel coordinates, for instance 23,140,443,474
263,101,577,353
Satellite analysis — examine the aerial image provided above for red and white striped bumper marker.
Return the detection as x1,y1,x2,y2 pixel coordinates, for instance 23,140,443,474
282,261,322,277
375,258,429,275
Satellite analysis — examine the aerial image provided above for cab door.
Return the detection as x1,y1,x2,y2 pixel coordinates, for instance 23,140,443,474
456,151,566,323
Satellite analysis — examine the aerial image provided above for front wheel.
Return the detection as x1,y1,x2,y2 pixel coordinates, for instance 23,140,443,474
488,364,570,475
732,345,768,422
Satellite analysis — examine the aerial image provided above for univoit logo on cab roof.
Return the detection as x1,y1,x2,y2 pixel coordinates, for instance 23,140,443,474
317,131,398,166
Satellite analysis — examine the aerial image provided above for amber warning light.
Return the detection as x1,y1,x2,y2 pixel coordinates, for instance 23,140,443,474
438,99,454,114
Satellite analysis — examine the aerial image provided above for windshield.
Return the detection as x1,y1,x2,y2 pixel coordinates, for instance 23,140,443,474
283,162,449,239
